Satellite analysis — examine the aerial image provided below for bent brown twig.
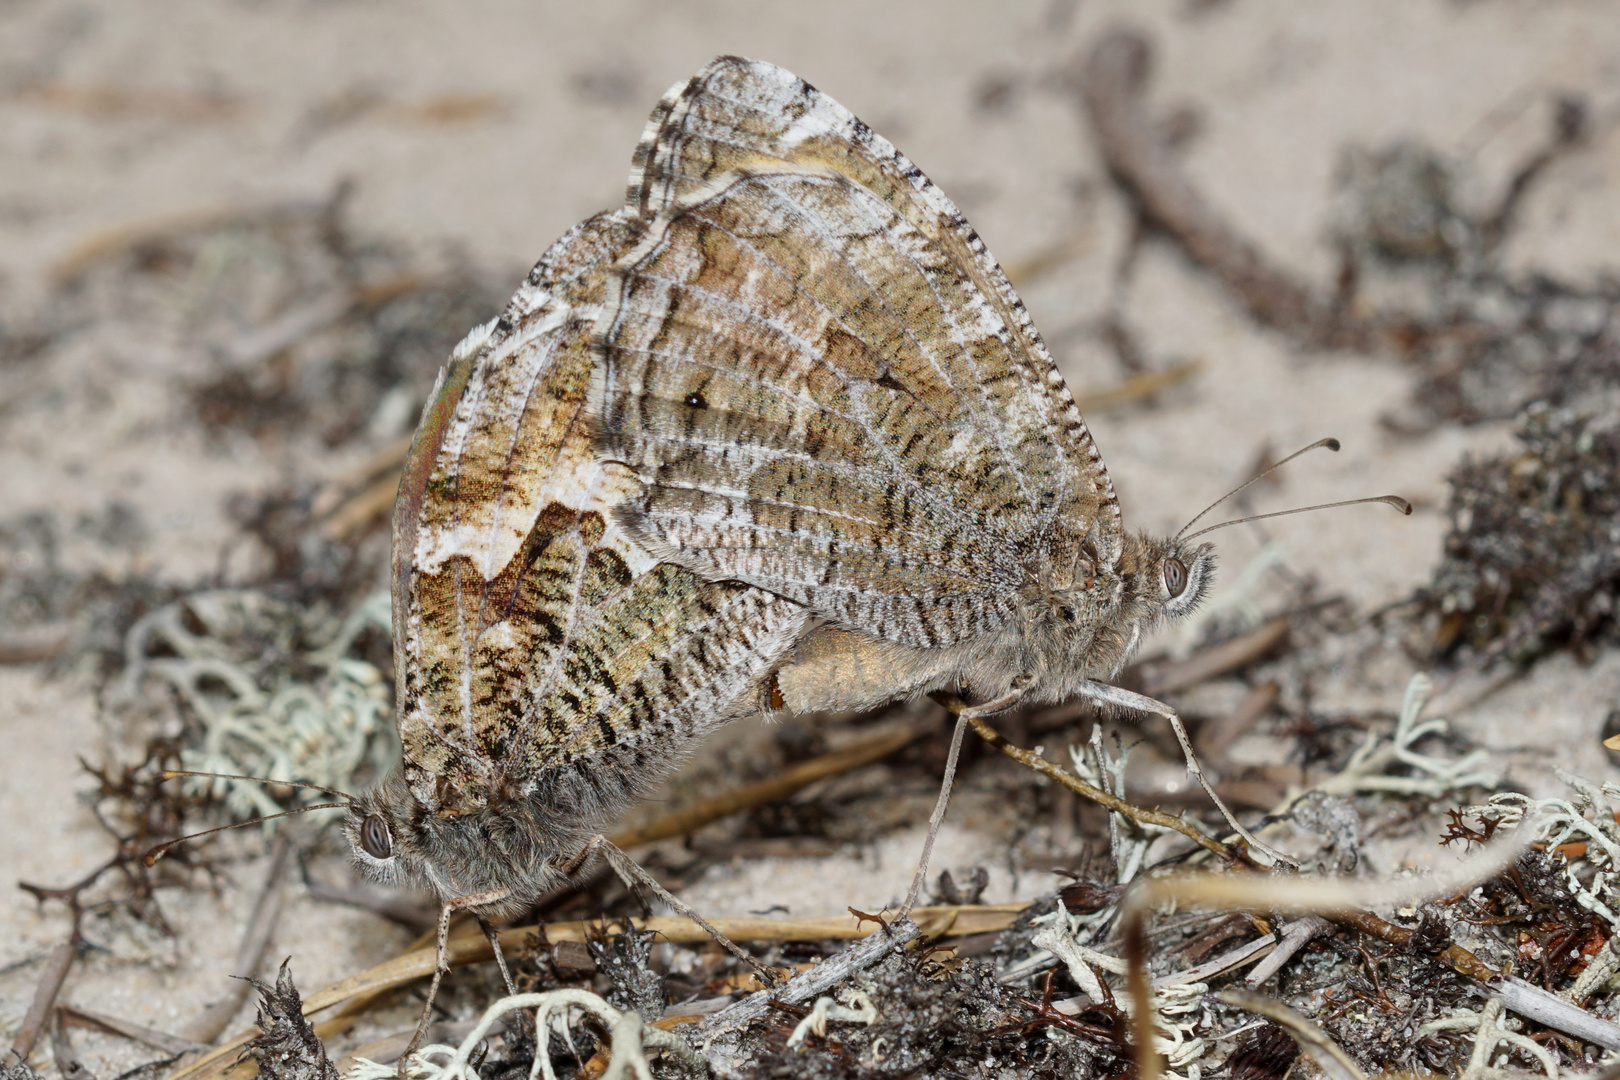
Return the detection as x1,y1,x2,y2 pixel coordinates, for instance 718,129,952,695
1071,29,1371,351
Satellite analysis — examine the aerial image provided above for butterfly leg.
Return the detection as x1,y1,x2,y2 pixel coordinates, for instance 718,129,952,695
477,915,519,996
1075,680,1299,870
559,835,779,986
399,887,512,1072
905,686,1027,915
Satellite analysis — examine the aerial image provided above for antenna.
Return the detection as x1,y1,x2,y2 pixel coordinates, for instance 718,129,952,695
1181,494,1411,542
144,801,349,866
1176,438,1341,540
160,769,353,801
142,770,354,867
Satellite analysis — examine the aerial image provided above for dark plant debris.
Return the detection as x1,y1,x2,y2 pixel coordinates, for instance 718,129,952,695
1424,402,1620,665
45,187,505,451
1223,1023,1300,1080
245,961,339,1080
587,926,667,1021
734,950,1126,1080
1074,28,1617,429
17,739,212,946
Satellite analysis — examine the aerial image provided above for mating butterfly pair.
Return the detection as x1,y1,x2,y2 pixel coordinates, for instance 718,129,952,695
338,55,1402,1060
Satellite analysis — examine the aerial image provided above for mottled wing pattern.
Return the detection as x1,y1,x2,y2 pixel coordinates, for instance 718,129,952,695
393,210,807,816
594,57,1122,650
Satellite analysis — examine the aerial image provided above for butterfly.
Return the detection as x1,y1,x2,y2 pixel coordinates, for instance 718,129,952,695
351,54,1204,1020
344,205,811,1051
593,55,1211,714
591,57,1406,872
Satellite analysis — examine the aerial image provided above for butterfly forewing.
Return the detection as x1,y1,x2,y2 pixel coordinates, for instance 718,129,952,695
596,57,1122,650
394,210,807,816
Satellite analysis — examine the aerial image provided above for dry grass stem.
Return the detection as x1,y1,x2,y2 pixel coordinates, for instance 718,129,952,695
961,711,1245,864
0,630,73,665
1215,989,1367,1080
1072,362,1200,413
1139,618,1289,699
160,904,1017,1080
1197,680,1280,761
310,437,415,520
183,835,291,1044
320,477,408,542
58,1005,199,1056
608,723,921,849
1000,228,1095,286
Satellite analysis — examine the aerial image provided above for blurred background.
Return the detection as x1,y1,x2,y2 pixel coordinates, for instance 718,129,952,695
5,2,1620,1076
4,0,1618,598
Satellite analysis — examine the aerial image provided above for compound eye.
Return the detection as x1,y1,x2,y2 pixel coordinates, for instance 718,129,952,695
360,814,393,860
1163,557,1188,599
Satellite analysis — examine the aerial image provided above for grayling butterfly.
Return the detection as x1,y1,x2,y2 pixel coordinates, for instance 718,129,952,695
592,56,1407,872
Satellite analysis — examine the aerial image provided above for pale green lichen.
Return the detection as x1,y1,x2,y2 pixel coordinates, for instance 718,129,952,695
343,989,699,1080
1311,673,1500,799
1466,767,1620,929
112,589,393,821
1032,924,1209,1080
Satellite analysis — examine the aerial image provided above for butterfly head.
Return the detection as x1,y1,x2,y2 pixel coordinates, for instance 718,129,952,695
345,772,438,892
1118,531,1216,630
344,773,561,916
1022,531,1214,696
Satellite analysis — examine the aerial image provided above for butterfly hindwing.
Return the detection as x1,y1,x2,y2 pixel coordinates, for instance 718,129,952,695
595,57,1122,650
394,210,807,817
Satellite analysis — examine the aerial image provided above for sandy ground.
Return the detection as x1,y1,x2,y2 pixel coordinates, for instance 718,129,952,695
4,1,1620,1076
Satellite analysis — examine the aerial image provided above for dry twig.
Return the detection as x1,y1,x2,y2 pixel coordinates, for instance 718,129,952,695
1244,915,1331,987
695,916,922,1038
48,1011,94,1080
183,835,292,1045
608,723,921,849
1072,29,1367,350
160,904,1022,1080
959,709,1247,865
5,942,74,1068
